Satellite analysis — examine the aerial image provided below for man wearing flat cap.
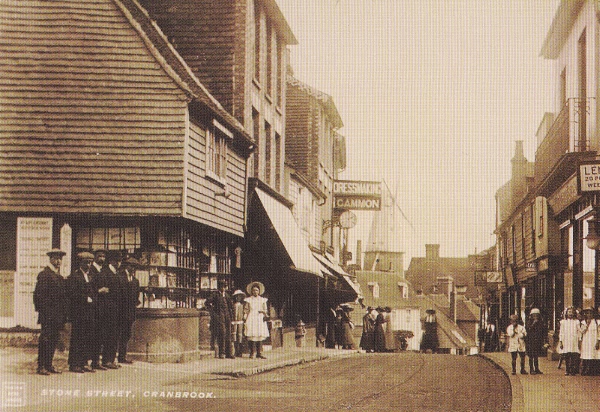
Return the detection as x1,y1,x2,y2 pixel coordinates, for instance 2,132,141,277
33,249,68,375
116,257,140,365
66,251,97,373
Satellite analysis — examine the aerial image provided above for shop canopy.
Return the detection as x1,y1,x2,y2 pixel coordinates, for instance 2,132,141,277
255,188,323,277
312,252,362,298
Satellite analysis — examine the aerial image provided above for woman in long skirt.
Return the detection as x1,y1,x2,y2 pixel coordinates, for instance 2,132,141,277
579,307,599,375
525,308,546,374
243,282,269,359
559,306,581,375
359,307,376,353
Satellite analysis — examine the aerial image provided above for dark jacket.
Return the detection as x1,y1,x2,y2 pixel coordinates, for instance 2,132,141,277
93,266,121,317
525,319,547,357
66,268,97,322
206,291,233,326
33,266,68,325
118,268,140,323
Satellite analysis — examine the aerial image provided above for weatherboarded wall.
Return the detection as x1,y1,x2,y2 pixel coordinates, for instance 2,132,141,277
0,0,189,215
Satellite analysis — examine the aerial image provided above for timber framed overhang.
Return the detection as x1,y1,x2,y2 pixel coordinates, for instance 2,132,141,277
117,0,254,152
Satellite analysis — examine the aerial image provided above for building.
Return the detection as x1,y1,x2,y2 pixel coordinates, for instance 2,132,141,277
0,0,255,359
405,244,482,302
495,0,600,334
137,0,359,334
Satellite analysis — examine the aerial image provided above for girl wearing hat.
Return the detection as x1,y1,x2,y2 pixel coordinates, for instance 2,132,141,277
525,308,546,374
578,307,599,376
243,282,269,359
507,314,527,375
559,306,581,376
231,289,247,357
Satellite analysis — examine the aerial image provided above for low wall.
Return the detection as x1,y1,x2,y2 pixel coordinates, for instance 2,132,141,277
128,308,200,363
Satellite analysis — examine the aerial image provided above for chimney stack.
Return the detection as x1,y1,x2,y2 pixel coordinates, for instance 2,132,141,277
511,140,528,209
425,244,440,260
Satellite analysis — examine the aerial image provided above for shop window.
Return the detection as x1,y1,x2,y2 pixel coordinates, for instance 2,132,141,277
76,227,140,252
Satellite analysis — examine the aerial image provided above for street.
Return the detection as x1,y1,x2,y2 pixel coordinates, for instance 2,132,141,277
3,350,511,412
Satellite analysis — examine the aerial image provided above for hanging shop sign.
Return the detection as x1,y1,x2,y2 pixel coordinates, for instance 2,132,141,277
578,161,600,193
333,180,382,210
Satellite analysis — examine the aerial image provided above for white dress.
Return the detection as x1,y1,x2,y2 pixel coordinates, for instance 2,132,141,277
244,296,270,341
506,324,526,352
559,319,581,354
579,319,599,360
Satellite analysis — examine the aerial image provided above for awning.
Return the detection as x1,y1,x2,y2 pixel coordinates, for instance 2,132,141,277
255,188,322,277
312,252,362,297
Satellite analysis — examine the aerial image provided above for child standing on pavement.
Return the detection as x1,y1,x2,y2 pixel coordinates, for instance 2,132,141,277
507,314,528,375
578,307,599,375
558,306,581,376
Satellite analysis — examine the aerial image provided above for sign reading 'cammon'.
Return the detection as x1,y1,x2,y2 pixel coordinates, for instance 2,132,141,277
333,180,382,210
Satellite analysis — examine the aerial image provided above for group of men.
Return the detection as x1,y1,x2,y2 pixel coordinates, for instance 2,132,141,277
33,248,140,375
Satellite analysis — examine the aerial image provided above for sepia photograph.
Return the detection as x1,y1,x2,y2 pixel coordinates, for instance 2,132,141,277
1,0,600,410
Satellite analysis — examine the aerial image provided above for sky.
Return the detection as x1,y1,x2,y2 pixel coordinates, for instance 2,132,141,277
276,0,560,263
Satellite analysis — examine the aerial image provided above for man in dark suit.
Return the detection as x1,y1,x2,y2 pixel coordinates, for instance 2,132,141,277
66,251,97,373
94,251,123,369
33,249,68,375
206,280,234,358
117,257,140,365
89,249,107,370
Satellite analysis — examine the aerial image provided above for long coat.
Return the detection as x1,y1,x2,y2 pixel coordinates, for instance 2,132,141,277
33,266,68,326
525,319,546,357
66,268,97,323
360,313,375,351
118,268,140,324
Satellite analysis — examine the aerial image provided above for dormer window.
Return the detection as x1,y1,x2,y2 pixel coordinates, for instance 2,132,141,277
367,281,379,298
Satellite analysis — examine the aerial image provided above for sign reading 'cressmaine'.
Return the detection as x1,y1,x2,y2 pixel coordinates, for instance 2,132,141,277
333,180,382,210
579,162,600,192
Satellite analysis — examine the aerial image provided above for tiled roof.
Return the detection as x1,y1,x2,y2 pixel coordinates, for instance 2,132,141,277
405,257,479,300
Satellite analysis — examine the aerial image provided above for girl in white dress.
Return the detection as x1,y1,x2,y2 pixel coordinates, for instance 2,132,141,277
243,282,269,359
579,307,599,375
559,306,581,375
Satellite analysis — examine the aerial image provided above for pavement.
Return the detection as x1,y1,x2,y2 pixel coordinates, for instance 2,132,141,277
0,345,357,409
2,345,600,411
481,352,600,412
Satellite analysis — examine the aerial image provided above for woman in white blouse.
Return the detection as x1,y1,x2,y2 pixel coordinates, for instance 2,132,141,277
579,307,599,375
559,306,581,376
243,282,270,359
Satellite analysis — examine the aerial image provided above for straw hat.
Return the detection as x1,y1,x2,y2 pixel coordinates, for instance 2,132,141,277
530,308,540,315
246,281,265,295
232,289,246,296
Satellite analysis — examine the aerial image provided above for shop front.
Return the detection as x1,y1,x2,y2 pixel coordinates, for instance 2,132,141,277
0,213,242,361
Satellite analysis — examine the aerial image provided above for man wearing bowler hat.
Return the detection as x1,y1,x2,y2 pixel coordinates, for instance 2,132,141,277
33,249,68,375
116,257,140,365
66,251,97,373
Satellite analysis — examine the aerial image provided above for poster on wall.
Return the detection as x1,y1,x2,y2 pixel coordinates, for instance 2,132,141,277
16,217,53,329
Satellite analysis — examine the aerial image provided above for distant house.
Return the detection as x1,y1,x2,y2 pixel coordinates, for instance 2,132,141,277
351,270,476,353
405,244,482,302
